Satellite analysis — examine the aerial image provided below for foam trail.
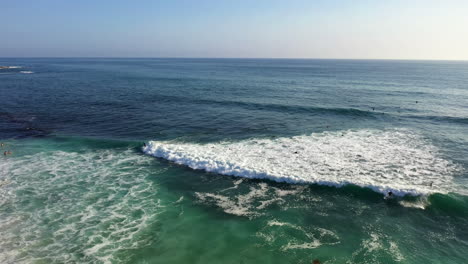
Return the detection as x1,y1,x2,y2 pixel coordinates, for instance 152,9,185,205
144,129,462,196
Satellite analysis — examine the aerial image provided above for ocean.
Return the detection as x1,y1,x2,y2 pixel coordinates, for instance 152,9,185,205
0,58,467,263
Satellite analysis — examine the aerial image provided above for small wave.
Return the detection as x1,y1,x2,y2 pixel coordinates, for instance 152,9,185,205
144,93,376,118
204,100,375,117
20,71,33,74
425,115,468,125
404,114,468,125
144,129,462,196
0,66,22,69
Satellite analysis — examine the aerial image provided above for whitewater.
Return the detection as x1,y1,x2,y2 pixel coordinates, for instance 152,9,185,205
144,129,462,196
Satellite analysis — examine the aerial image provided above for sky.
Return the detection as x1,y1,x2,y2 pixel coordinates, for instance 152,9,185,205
1,0,468,60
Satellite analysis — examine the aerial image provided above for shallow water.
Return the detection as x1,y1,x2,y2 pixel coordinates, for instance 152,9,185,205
0,58,467,263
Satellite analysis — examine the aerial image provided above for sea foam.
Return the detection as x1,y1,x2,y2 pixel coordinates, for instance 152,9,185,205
0,149,162,264
144,129,462,196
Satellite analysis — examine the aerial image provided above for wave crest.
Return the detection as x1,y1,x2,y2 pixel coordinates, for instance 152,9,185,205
144,129,462,196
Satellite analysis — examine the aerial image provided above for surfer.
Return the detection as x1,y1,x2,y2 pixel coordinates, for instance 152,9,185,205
385,191,394,199
143,143,147,147
3,151,6,156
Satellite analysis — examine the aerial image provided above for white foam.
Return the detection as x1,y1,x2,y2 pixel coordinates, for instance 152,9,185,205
0,66,22,69
220,179,244,192
0,149,162,264
20,71,33,74
174,196,184,204
351,231,405,262
267,220,300,228
144,129,462,196
260,219,340,251
399,197,430,210
195,182,270,217
281,240,322,250
274,185,306,197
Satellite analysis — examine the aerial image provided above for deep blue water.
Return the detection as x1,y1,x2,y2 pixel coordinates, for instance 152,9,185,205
0,58,467,263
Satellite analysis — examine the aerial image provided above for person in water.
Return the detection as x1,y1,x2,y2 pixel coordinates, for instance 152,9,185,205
386,191,394,199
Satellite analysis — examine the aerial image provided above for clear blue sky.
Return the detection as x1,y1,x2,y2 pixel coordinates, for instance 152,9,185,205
1,0,467,59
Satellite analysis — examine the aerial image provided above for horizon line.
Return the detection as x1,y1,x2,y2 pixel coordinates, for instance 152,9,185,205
0,56,467,62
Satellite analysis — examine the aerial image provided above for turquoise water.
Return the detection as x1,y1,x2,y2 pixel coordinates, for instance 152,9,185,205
0,59,467,263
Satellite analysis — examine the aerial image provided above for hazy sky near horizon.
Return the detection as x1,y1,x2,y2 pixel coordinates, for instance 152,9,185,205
1,0,468,60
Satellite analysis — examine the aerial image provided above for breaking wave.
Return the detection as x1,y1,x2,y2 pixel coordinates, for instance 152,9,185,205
144,129,463,196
